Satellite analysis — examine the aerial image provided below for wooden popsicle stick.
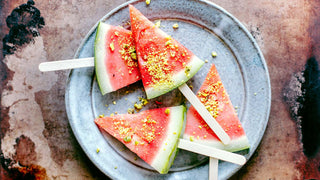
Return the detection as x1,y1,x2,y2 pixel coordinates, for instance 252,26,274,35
38,57,94,72
209,158,219,180
178,139,246,165
178,83,231,145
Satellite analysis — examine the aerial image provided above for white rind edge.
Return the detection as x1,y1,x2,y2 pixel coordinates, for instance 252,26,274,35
183,134,250,152
95,22,113,95
145,55,204,99
150,106,186,174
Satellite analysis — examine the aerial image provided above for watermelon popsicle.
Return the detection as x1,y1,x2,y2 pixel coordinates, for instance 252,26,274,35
94,106,246,174
39,22,141,95
129,5,231,145
183,64,250,152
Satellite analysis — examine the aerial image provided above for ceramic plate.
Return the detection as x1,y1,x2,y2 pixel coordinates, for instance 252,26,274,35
65,0,271,179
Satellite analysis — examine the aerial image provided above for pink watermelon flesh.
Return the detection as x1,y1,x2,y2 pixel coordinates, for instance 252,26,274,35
95,22,141,95
183,64,250,152
94,105,185,174
129,5,204,99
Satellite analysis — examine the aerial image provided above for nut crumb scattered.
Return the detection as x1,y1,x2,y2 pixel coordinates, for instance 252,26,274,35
211,51,217,57
172,23,179,29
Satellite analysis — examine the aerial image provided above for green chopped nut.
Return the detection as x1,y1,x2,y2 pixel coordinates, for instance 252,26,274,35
134,103,143,110
189,136,194,142
211,51,217,57
123,136,132,143
110,42,115,51
127,108,135,114
155,20,161,28
96,148,100,153
165,108,170,115
114,166,118,169
135,141,139,145
130,52,137,60
165,40,172,46
146,0,151,5
172,23,179,29
99,114,104,118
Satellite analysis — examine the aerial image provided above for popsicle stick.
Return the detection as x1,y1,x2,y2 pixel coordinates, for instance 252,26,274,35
209,158,219,180
178,139,246,165
178,83,231,145
39,57,94,72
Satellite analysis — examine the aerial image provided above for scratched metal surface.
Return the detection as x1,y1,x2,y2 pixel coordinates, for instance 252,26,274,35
0,0,319,179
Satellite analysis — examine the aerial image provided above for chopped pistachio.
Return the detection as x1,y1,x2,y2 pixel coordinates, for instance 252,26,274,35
127,108,135,114
211,51,217,57
96,148,100,153
146,0,151,5
189,136,194,142
165,108,170,115
123,136,132,142
99,114,104,118
155,20,161,28
172,23,179,29
110,42,115,51
134,103,143,110
130,52,137,60
165,40,172,46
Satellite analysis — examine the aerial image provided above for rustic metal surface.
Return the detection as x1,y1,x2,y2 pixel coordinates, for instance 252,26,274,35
0,0,319,179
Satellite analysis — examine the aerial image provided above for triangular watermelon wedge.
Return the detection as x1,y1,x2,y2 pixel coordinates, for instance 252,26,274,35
95,22,141,95
94,105,186,174
183,64,250,152
129,5,204,99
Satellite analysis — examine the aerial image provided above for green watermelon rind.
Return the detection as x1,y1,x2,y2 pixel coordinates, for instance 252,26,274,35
145,56,204,99
183,134,250,152
94,22,113,95
151,105,186,174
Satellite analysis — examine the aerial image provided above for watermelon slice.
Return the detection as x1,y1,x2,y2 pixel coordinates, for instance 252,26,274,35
129,5,204,99
183,64,250,152
94,22,141,95
94,105,186,174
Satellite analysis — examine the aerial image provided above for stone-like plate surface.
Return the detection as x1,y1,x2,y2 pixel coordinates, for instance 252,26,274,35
65,0,271,179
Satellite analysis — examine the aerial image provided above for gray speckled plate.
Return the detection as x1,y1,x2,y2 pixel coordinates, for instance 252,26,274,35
65,0,271,179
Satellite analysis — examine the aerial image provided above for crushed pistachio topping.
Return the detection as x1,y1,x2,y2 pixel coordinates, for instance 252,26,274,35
146,0,151,5
110,42,115,51
99,114,104,118
139,97,149,105
123,136,132,142
140,117,157,143
110,113,114,117
185,65,191,76
189,136,194,142
134,103,143,111
112,30,138,74
114,166,118,169
197,79,226,119
127,108,135,114
96,148,100,153
211,51,217,57
165,108,170,115
155,20,161,28
172,23,179,29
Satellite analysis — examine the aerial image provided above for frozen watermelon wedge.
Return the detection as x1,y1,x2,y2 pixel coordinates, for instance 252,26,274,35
183,64,250,152
129,5,204,99
94,105,185,174
94,22,141,95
